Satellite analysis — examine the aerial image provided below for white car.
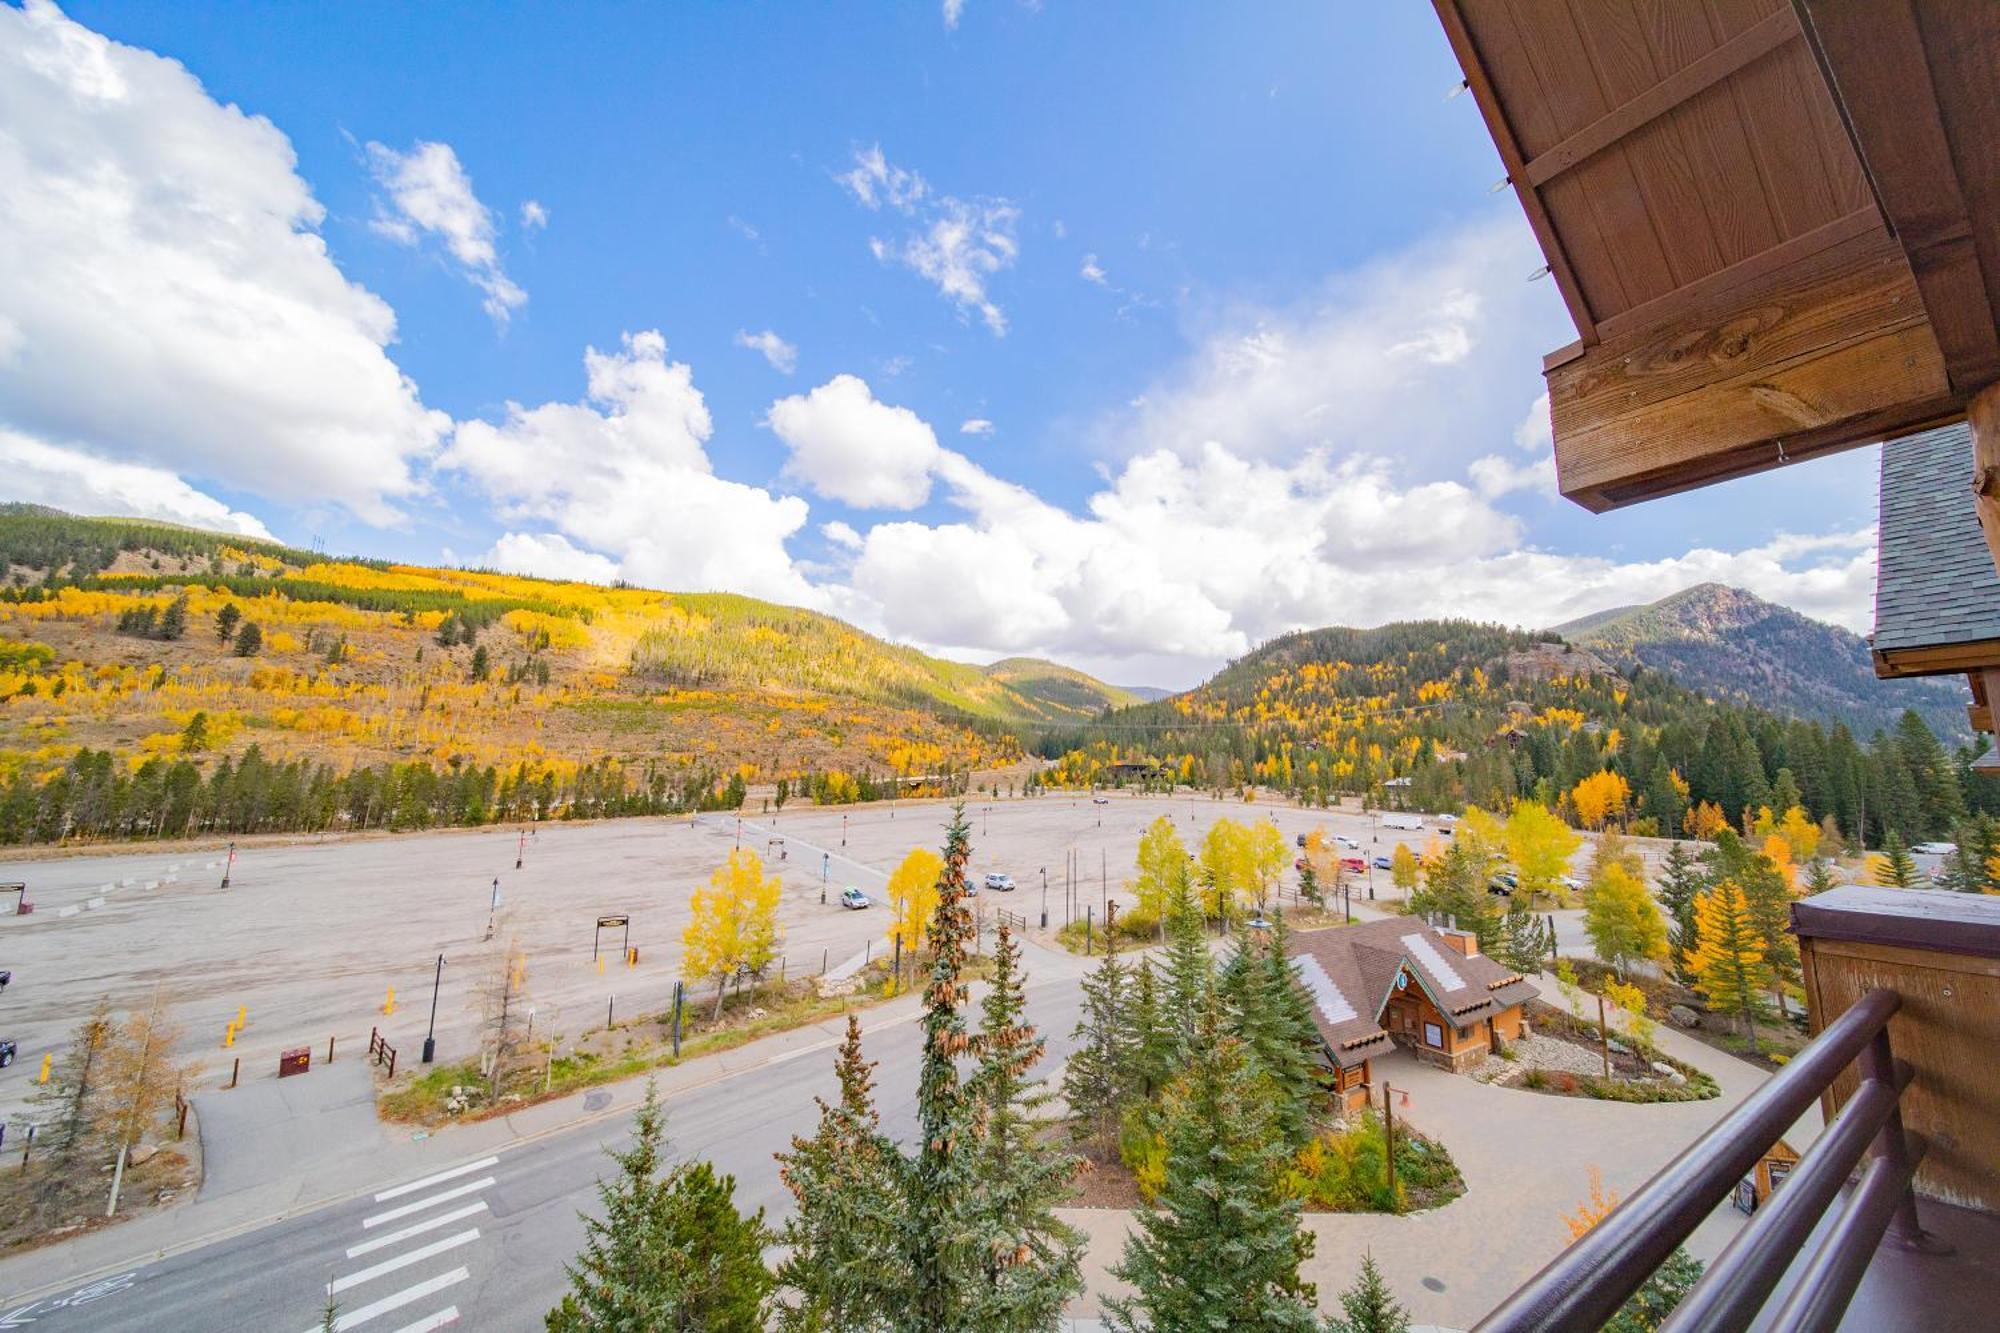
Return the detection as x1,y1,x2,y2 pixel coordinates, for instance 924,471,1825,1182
983,872,1017,892
839,886,871,910
1335,835,1361,850
1911,842,1957,856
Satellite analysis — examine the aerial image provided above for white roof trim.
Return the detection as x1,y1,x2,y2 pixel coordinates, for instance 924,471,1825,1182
1401,932,1466,991
1294,953,1358,1026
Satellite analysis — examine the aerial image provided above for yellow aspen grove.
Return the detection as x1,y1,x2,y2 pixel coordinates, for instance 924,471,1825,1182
1196,818,1254,923
1389,843,1421,898
1570,770,1630,830
1246,818,1288,912
682,848,783,1019
1582,863,1668,977
885,846,945,961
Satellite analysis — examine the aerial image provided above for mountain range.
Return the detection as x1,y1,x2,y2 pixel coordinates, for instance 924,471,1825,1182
1553,583,1968,742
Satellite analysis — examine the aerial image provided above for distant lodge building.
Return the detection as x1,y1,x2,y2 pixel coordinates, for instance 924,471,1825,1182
1286,916,1539,1111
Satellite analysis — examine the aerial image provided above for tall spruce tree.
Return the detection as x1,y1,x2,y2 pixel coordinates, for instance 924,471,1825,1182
774,1016,900,1332
548,1082,774,1331
1656,841,1706,981
1233,910,1324,1153
1063,932,1135,1148
1127,957,1175,1102
1160,866,1212,1053
1104,1009,1323,1332
1874,830,1921,889
901,802,983,1332
964,924,1084,1332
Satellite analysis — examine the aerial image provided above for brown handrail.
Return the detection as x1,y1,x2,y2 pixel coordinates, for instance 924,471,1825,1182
1476,987,1917,1332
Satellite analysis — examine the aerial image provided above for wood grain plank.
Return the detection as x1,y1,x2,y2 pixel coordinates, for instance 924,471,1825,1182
1801,0,2000,391
1433,0,1600,337
1729,37,1842,238
1913,3,2000,364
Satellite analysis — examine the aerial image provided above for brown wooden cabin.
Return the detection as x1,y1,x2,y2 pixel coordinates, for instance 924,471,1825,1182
1288,916,1538,1110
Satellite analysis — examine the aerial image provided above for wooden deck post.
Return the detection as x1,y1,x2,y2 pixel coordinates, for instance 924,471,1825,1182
1383,1080,1396,1204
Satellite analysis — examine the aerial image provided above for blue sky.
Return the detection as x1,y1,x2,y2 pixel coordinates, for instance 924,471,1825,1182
0,1,1881,686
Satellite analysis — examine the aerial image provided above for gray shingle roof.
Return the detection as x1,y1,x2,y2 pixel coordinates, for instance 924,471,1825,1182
1875,423,2000,657
1287,917,1537,1069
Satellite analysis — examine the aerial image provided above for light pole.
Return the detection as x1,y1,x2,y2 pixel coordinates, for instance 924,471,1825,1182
842,813,848,847
422,953,445,1064
219,840,235,889
1040,867,1048,929
516,827,526,869
820,851,829,905
486,876,502,939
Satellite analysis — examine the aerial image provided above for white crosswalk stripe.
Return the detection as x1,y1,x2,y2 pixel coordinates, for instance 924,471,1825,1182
314,1156,499,1331
329,1229,479,1294
347,1202,488,1258
362,1178,496,1229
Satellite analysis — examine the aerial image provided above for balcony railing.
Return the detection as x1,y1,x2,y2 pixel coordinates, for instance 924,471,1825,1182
1475,985,1932,1333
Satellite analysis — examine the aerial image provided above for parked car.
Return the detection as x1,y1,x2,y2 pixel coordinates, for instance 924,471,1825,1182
1296,832,1308,848
1489,871,1518,896
1294,857,1309,872
1340,856,1366,875
0,969,11,991
1912,841,1957,856
1373,854,1393,870
1092,795,1110,805
0,1039,14,1068
1438,825,1454,837
839,886,871,910
1336,835,1361,850
1560,874,1584,891
982,872,1017,892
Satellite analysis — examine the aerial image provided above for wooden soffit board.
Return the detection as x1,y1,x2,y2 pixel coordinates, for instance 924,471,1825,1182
1431,0,1989,511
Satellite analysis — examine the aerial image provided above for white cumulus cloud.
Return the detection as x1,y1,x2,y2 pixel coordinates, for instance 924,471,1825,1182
365,138,526,324
441,330,814,603
519,199,548,231
0,0,448,525
766,374,941,510
734,328,798,374
0,429,274,539
479,530,620,584
960,418,995,436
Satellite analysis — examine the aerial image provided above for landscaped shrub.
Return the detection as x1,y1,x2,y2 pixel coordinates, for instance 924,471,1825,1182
1117,1105,1167,1201
1280,1109,1464,1213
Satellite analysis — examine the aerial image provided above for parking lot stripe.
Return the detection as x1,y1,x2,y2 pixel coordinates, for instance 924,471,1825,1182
330,1229,479,1294
373,1157,499,1203
362,1178,494,1229
348,1202,487,1258
304,1267,467,1332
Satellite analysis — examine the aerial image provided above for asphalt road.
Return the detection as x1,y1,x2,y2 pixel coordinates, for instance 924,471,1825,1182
1,940,1092,1333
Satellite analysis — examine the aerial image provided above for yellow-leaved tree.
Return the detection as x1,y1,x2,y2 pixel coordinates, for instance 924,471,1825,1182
1197,818,1253,924
1389,843,1421,899
1583,863,1668,978
1130,816,1188,922
1246,818,1289,913
885,846,944,966
682,848,783,1019
1571,770,1631,831
1506,799,1582,907
1686,880,1771,1044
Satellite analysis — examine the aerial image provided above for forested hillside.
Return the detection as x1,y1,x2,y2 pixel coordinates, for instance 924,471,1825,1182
1556,583,1968,741
1044,619,1991,849
0,510,1129,845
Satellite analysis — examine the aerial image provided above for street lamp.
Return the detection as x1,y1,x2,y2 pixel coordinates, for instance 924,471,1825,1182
842,813,848,847
1040,867,1048,929
219,840,235,889
820,851,828,904
422,953,445,1064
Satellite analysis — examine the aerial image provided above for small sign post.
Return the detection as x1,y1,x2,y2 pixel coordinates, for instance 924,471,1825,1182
593,914,630,963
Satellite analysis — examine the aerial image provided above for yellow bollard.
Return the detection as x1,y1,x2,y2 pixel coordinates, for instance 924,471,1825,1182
37,1052,51,1084
237,1005,248,1028
382,986,396,1015
596,956,604,976
222,1022,235,1050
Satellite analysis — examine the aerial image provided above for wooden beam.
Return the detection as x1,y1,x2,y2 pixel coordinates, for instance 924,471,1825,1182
1874,636,2000,681
1430,0,1597,343
1523,9,1800,189
1548,226,1953,508
1797,0,2000,392
1974,382,2000,575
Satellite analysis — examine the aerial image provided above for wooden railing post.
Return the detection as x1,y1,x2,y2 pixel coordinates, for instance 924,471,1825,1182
1861,1025,1931,1250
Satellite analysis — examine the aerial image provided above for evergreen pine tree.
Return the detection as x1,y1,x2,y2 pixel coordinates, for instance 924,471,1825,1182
963,924,1084,1332
1127,958,1174,1102
1802,857,1839,896
774,1016,900,1332
214,601,241,643
1328,1251,1410,1333
547,1081,774,1331
1160,865,1212,1054
26,999,115,1223
1603,1247,1704,1332
1240,910,1324,1153
1687,882,1772,1045
1874,830,1920,889
1498,901,1551,975
1937,815,1999,893
158,594,189,641
1104,1010,1323,1333
1656,842,1706,981
901,802,982,1332
1063,935,1135,1148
